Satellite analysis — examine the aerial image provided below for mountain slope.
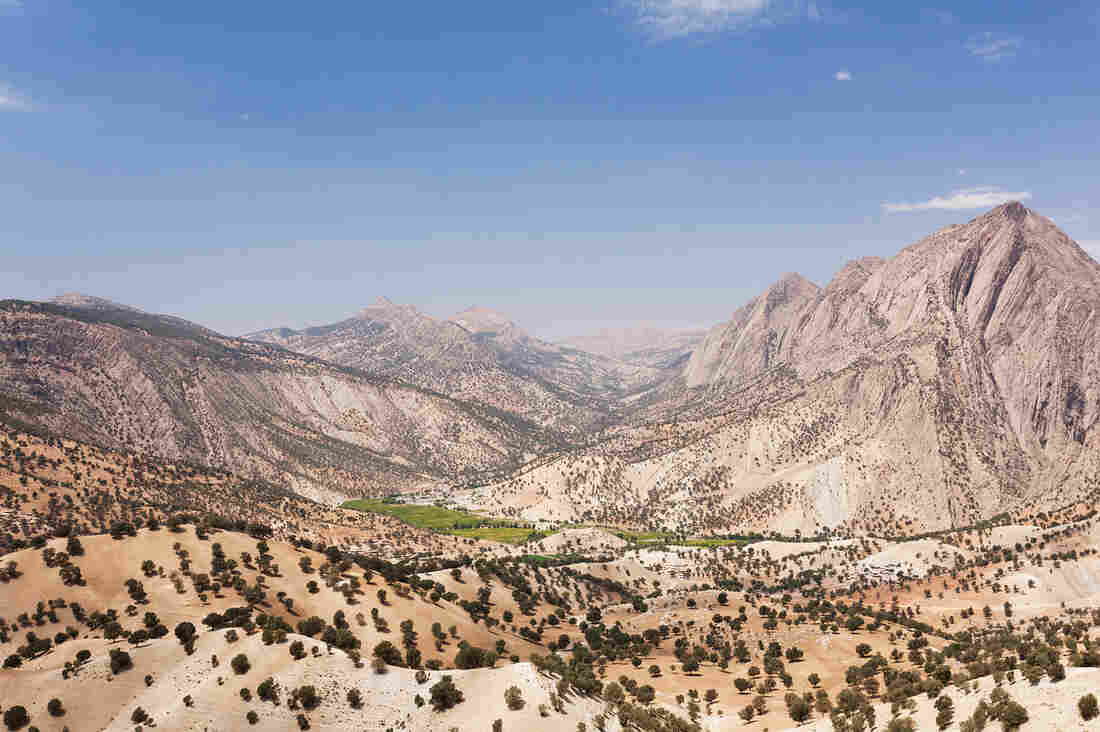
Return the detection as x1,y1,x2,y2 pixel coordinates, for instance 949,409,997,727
0,300,566,502
685,272,823,388
247,301,671,434
687,202,1100,456
464,204,1100,535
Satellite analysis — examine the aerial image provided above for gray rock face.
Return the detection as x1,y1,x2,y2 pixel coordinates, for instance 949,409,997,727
665,203,1100,529
685,272,822,388
687,203,1100,454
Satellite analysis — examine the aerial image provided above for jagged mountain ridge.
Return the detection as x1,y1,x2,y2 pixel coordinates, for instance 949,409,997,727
686,202,1100,455
0,299,570,502
246,299,675,434
463,203,1100,534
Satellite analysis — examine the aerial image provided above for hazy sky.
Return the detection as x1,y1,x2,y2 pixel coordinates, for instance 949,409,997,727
2,1,1098,339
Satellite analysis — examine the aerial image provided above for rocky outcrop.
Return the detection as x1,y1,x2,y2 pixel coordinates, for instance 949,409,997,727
684,272,822,388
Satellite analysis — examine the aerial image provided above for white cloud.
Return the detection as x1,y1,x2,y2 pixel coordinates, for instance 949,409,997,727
1080,241,1100,261
625,0,813,38
883,187,1031,213
967,32,1021,62
833,70,851,81
0,85,30,110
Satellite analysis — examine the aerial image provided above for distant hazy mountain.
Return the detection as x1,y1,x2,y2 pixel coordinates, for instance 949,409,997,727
558,326,707,369
246,300,679,435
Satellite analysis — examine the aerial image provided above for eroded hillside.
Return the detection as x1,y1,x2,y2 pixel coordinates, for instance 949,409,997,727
0,301,565,502
247,299,675,436
463,204,1100,535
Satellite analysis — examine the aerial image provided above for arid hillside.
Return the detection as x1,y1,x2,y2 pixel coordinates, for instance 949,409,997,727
3,405,1100,732
464,204,1100,535
0,300,568,502
0,423,510,560
247,299,674,435
3,481,1100,731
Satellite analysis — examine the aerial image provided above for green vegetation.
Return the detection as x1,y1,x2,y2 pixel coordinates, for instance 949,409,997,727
341,501,754,547
675,537,751,548
450,526,549,543
610,529,751,548
514,553,585,565
342,499,482,529
612,529,676,544
341,499,549,544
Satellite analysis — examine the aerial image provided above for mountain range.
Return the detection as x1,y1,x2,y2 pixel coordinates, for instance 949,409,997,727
245,299,679,436
2,202,1097,534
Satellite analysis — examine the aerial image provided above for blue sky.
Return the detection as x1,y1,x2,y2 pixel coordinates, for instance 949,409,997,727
1,0,1098,339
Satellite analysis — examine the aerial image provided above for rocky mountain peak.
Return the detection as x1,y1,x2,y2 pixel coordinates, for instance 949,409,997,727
995,200,1029,221
50,293,144,313
773,271,818,290
358,296,409,316
763,272,820,307
449,306,527,343
353,298,436,329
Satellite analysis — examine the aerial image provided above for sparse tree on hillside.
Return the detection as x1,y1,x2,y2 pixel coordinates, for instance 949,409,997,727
430,675,464,711
505,685,524,710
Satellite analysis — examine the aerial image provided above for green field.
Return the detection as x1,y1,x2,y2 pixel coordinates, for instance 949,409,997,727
341,498,548,545
341,499,481,529
516,554,555,563
339,503,751,548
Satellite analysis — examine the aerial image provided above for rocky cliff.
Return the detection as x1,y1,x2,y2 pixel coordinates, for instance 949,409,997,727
466,204,1100,534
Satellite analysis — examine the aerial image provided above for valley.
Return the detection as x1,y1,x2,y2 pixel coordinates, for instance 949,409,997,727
3,203,1100,731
